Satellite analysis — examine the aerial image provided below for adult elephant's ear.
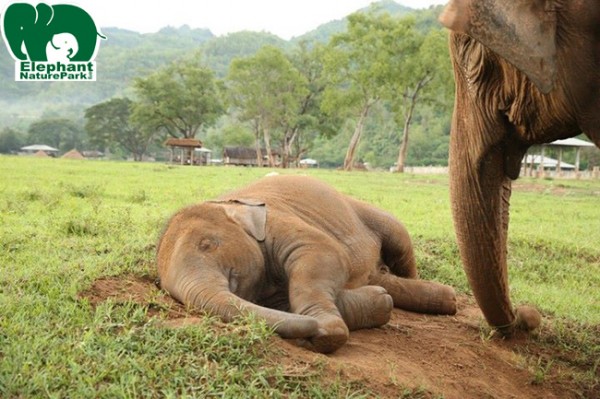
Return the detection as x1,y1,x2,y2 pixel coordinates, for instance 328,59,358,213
220,200,267,242
439,0,557,93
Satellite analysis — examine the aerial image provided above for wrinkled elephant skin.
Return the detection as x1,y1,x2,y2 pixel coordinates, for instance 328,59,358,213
157,176,456,353
440,0,600,334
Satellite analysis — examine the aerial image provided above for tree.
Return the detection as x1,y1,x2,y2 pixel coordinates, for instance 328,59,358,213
322,12,399,171
391,28,453,172
227,46,308,167
84,98,155,161
282,42,336,167
27,118,84,152
132,59,224,139
204,116,255,153
0,127,24,154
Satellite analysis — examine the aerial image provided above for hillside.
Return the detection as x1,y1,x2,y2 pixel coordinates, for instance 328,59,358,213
0,1,431,128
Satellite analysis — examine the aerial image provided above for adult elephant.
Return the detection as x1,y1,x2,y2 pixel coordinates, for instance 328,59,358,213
157,176,457,353
3,3,105,62
439,0,600,334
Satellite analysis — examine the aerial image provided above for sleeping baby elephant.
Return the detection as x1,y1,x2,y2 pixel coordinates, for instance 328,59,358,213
157,176,456,353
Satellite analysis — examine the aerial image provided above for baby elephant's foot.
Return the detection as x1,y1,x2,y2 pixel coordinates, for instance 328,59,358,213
310,316,349,354
336,286,393,331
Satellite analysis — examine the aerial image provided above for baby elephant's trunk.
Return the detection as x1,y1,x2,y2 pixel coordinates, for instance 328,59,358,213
163,269,320,339
371,273,457,315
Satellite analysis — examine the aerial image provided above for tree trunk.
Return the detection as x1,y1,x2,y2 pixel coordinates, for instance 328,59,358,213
343,104,370,171
394,75,432,173
253,121,263,167
282,127,299,169
255,138,263,167
395,99,416,173
263,128,275,167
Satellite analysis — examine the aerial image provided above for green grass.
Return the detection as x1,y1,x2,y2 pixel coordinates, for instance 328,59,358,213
0,156,598,397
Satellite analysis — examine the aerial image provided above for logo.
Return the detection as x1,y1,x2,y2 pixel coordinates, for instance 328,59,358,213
1,2,106,81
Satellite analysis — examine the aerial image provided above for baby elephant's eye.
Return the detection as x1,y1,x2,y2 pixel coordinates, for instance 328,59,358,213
197,237,219,252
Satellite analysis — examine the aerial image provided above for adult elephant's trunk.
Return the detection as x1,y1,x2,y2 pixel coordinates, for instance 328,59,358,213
450,133,516,330
447,40,541,332
162,267,320,339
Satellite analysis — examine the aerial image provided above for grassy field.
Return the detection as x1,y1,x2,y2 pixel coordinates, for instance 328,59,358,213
0,156,598,397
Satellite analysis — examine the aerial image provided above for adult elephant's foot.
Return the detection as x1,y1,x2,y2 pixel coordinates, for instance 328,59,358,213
496,305,542,335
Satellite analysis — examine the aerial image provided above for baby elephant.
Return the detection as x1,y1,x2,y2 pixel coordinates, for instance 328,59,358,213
157,176,456,353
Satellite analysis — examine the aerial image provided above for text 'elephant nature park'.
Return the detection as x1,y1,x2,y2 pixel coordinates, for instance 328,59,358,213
1,2,106,81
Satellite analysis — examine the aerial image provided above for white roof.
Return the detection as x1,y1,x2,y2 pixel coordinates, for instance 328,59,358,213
194,148,212,153
548,138,595,147
522,155,575,169
299,158,318,165
21,144,59,152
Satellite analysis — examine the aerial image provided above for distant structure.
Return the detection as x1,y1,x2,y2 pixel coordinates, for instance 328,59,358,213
223,146,281,166
21,144,59,157
165,138,203,165
62,149,85,160
299,158,319,168
33,150,50,158
522,138,598,178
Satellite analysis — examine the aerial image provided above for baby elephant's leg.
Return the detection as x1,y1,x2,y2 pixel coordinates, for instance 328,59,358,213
287,252,351,354
370,272,457,315
335,286,393,331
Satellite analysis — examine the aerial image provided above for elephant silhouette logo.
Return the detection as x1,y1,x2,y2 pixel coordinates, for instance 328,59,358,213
1,2,106,81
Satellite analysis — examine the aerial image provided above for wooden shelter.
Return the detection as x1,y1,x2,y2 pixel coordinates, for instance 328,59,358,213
223,146,281,166
522,137,597,177
165,138,203,165
22,144,59,157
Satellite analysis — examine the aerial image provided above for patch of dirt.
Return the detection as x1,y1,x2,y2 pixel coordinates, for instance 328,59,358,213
80,276,591,399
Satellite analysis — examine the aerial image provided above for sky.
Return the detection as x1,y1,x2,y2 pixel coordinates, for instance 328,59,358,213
22,0,447,40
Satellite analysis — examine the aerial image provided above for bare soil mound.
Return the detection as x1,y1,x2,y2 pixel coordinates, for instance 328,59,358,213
80,276,592,399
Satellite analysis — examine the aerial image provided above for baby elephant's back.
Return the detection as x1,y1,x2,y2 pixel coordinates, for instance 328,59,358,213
220,176,366,239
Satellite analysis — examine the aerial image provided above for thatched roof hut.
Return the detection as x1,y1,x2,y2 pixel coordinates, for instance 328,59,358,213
165,138,203,165
62,149,85,160
33,150,50,158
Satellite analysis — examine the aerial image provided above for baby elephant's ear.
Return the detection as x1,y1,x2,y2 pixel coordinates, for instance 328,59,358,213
222,200,267,242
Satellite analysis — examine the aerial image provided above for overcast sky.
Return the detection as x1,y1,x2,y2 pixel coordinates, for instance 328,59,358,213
13,0,447,40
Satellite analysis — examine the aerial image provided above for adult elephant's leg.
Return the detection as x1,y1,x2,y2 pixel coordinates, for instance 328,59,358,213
335,286,393,331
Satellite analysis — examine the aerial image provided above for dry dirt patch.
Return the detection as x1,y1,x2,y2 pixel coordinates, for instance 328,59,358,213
80,276,588,399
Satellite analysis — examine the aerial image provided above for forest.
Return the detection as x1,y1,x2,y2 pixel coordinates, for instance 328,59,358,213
0,1,595,169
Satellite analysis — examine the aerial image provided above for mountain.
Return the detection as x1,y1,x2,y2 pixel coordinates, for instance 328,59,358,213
0,1,443,128
292,0,414,43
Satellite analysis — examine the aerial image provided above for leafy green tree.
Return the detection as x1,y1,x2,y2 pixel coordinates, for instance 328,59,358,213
0,127,25,154
282,42,339,167
204,117,255,154
227,45,308,167
322,12,399,171
132,59,224,139
84,98,156,161
27,118,83,152
391,27,453,172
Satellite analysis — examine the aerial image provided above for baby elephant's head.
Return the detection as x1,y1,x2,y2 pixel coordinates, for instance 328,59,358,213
157,200,267,303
